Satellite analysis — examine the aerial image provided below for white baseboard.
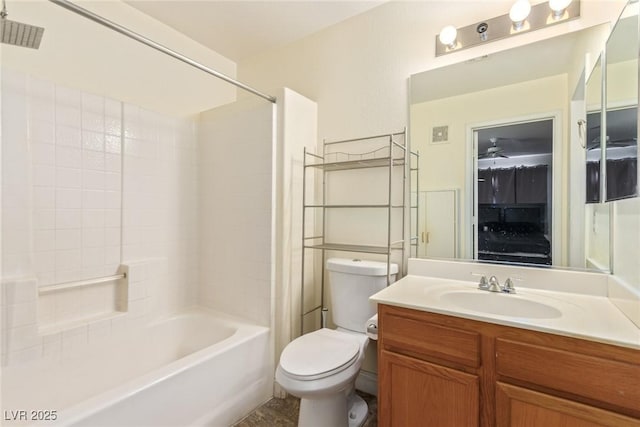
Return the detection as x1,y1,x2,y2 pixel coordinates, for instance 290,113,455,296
355,370,377,396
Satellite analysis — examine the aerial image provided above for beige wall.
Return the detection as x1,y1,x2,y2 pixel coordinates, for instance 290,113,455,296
1,0,237,116
239,1,623,141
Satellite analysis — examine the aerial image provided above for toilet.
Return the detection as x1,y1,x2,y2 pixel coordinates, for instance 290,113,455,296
276,258,398,427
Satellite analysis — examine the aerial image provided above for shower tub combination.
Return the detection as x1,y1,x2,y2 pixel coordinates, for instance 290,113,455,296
2,309,272,426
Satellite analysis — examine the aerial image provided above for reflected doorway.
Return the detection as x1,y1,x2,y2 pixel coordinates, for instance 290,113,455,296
474,119,554,265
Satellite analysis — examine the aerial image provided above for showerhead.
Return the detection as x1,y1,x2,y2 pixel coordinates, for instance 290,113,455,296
0,0,44,49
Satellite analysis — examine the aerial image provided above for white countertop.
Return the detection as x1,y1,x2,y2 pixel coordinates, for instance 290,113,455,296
371,275,640,350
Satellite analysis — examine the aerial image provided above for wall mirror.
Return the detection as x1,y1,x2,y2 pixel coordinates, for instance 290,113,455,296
605,1,638,202
585,55,603,204
584,54,611,271
409,23,622,272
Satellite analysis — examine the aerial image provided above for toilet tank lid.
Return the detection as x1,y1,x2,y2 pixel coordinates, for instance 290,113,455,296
326,258,398,276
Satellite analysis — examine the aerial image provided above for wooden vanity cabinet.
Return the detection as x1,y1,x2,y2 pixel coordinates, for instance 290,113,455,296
377,304,640,427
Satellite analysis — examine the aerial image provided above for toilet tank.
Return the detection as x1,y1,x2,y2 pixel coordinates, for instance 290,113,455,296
326,258,398,333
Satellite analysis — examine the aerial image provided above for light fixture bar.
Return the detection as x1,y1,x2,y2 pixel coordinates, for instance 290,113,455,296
435,0,580,56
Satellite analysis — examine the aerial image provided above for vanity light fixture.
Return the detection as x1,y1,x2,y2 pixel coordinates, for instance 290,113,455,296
549,0,573,19
438,25,458,50
510,0,532,31
435,0,580,56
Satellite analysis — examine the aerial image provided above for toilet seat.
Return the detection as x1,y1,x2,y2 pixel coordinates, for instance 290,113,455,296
279,329,361,381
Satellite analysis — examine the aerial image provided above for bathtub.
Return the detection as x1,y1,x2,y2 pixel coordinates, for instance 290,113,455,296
1,309,272,426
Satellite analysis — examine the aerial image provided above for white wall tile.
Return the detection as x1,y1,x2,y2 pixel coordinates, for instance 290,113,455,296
82,209,105,228
55,86,81,108
33,165,56,187
56,188,82,209
82,93,104,114
82,170,105,190
82,247,105,268
2,72,202,367
56,125,82,148
29,99,55,124
105,246,121,265
30,120,55,144
34,230,55,252
32,143,56,166
105,191,121,209
55,229,81,250
33,187,55,209
82,190,105,209
61,325,87,354
88,319,111,343
82,110,104,133
34,251,55,275
56,106,81,128
105,135,121,154
82,228,105,248
34,209,55,230
5,324,40,352
56,167,82,189
55,249,81,271
82,150,105,171
105,172,121,191
56,209,82,229
54,269,83,284
2,301,37,329
6,344,42,366
56,146,82,168
42,332,61,361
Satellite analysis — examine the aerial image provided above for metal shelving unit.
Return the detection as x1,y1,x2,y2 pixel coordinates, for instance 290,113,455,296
300,130,411,333
410,151,420,258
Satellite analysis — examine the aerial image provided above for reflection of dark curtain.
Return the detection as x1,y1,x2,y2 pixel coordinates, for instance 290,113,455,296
478,169,493,204
586,161,600,203
516,165,548,203
492,168,515,204
606,158,638,201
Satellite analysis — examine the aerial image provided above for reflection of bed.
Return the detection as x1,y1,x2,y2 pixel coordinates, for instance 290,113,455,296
478,205,551,265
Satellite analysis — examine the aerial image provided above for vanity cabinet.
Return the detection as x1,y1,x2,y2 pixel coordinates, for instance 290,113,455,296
377,304,640,427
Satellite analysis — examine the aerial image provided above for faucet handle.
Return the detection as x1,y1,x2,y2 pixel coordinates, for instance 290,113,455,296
503,277,518,294
474,274,489,290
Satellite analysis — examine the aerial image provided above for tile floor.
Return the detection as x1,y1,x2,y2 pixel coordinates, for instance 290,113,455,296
233,391,377,427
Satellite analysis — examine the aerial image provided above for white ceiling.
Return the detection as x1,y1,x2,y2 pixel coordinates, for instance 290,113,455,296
124,0,386,62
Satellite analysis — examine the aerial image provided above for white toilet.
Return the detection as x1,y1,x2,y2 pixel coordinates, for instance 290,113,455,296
276,258,398,427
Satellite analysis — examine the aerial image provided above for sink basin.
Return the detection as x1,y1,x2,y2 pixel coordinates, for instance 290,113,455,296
439,290,562,319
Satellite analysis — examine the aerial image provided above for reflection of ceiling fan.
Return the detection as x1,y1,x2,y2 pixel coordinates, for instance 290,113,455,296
478,137,509,159
587,136,638,151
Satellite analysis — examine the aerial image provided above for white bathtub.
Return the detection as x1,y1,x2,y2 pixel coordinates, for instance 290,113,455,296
2,309,272,426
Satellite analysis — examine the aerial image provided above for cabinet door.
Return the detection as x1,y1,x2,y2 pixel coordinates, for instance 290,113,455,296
379,350,479,427
496,382,640,427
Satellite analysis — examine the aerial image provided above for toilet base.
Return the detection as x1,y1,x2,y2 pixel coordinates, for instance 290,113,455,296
347,393,368,427
297,391,368,427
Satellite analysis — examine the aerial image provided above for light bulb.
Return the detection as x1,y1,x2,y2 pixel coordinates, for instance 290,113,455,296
549,0,572,19
439,25,458,49
509,0,531,30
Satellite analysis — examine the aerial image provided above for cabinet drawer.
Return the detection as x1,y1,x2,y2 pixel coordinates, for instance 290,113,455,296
496,338,640,413
381,311,480,368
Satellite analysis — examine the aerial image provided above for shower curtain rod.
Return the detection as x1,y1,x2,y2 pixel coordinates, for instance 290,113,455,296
48,0,276,103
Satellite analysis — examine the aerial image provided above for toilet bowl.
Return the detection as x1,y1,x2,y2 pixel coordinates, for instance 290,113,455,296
275,328,369,427
276,258,398,427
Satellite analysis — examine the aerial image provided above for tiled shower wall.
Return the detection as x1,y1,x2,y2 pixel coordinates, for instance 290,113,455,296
1,69,199,365
1,70,123,285
199,99,275,327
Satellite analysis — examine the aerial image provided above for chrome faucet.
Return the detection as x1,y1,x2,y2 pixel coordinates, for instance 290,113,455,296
487,276,502,292
502,278,517,294
475,275,517,293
